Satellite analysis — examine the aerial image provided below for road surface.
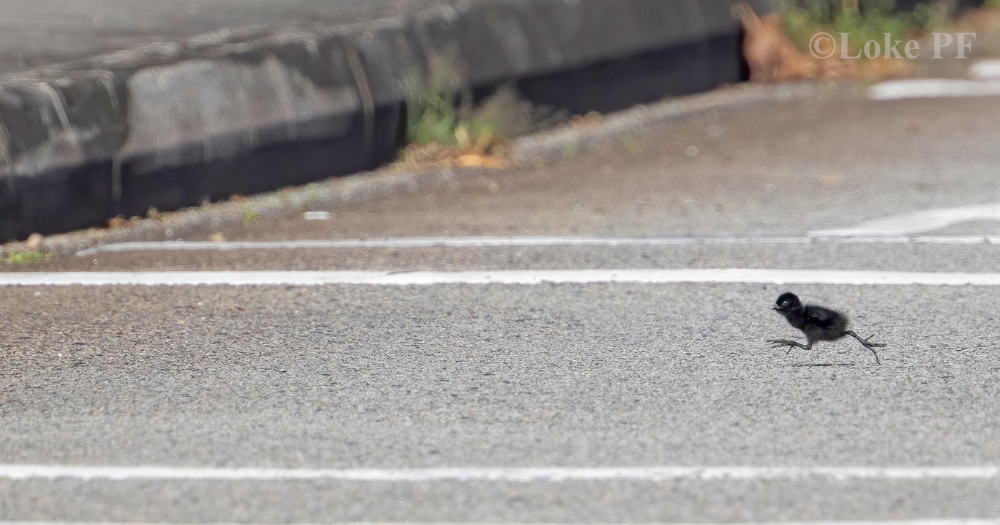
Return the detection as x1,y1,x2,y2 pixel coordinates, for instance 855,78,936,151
2,92,1000,522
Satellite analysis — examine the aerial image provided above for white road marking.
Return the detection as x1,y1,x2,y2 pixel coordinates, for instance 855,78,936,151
869,79,1000,100
1,464,998,482
3,522,1000,525
810,203,1000,237
970,60,1000,80
72,236,809,256
2,269,1000,287
72,234,1000,256
4,522,1000,525
303,211,334,220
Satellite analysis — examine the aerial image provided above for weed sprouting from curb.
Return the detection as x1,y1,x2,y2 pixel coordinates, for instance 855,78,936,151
2,251,51,265
277,188,292,207
406,56,463,147
304,186,321,210
243,206,259,226
408,90,460,146
404,57,563,161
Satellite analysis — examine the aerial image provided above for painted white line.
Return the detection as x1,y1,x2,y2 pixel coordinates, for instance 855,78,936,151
72,234,1000,256
2,522,1000,525
3,269,1000,287
970,60,1000,80
912,235,994,245
303,211,334,220
869,79,1000,100
1,465,999,482
810,203,1000,237
71,237,813,256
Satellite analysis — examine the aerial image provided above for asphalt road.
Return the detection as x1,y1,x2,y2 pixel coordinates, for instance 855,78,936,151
2,93,1000,522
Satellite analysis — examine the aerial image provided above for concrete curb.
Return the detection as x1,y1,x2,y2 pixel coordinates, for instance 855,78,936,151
0,0,769,243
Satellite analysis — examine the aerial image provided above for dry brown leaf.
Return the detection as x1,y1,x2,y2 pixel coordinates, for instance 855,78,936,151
737,4,820,81
455,154,503,169
571,112,603,128
25,233,44,251
472,132,496,156
106,217,129,229
735,2,912,83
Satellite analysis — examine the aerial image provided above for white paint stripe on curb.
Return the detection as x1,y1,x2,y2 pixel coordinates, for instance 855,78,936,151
1,464,999,482
3,269,1000,287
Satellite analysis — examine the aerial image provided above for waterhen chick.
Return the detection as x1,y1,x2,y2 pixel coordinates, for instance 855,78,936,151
768,292,886,364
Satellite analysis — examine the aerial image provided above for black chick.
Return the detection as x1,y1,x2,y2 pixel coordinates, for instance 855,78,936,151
768,292,885,364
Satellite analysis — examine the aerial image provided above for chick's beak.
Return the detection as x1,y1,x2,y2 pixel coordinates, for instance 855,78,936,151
770,304,778,310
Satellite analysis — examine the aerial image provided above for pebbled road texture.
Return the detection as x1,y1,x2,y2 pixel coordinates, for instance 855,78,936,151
2,93,1000,521
1,283,999,521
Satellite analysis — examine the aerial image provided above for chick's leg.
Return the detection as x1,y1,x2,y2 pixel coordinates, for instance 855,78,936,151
845,330,884,365
768,339,813,354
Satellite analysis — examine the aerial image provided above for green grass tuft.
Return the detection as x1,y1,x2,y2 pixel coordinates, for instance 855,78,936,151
3,251,51,265
781,0,948,58
243,206,259,226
